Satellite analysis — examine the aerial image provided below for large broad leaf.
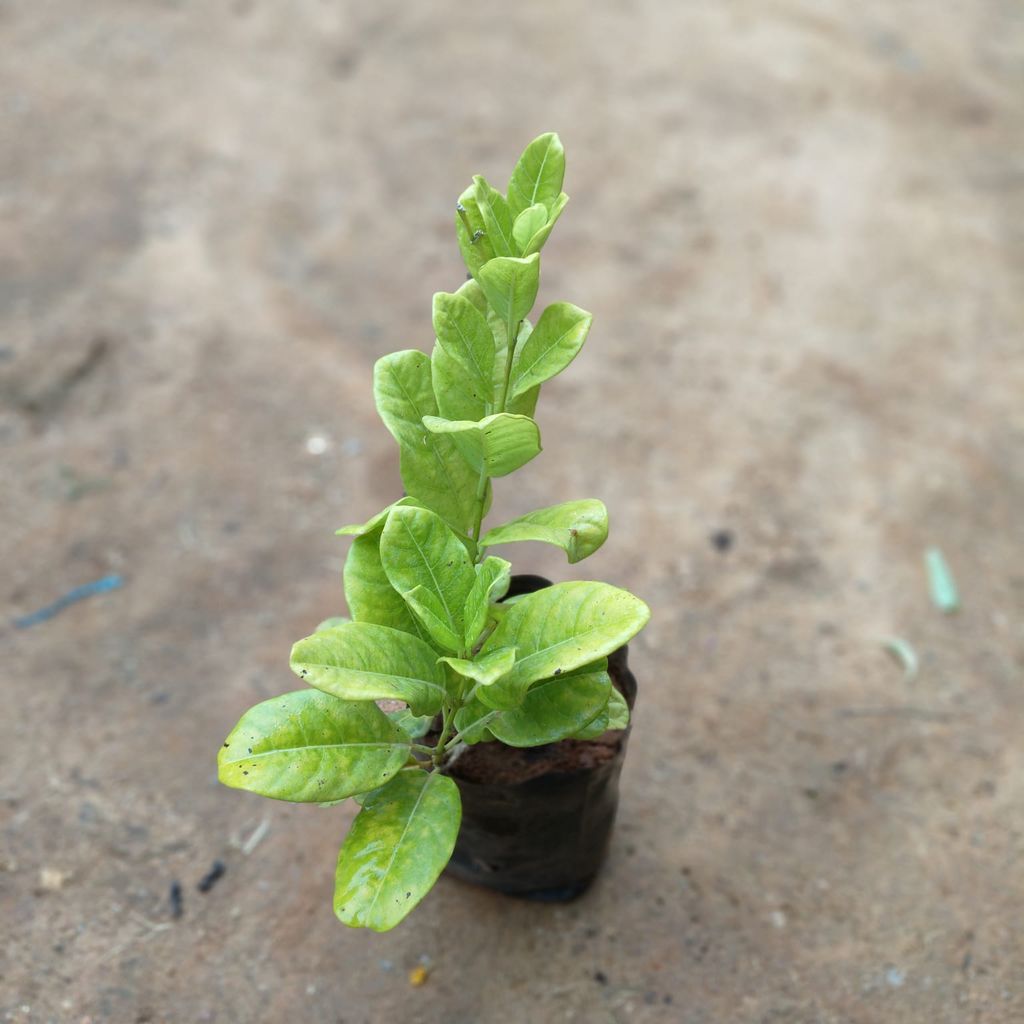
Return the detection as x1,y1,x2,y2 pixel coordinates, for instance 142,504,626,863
381,506,476,653
431,292,494,402
343,525,432,643
462,555,511,648
478,255,540,329
481,499,608,564
521,192,569,256
399,446,490,538
422,413,541,478
373,350,481,534
507,132,565,219
509,302,592,400
477,581,649,706
439,646,516,689
431,343,487,427
218,691,409,802
487,666,612,747
512,203,548,255
473,175,515,257
334,769,461,932
455,185,495,280
290,621,448,717
431,279,496,421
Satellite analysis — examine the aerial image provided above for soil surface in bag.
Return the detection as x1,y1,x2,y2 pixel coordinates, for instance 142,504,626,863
440,575,638,899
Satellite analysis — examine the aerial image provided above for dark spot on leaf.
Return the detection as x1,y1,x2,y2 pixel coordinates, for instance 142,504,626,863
223,742,229,748
406,891,411,898
554,668,562,676
243,771,248,775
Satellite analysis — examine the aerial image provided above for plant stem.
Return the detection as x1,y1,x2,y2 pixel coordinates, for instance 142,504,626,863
469,317,523,555
443,712,497,753
497,317,522,411
470,464,488,548
432,702,456,767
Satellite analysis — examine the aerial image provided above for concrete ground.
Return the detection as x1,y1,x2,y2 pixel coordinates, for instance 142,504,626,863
2,2,1022,1022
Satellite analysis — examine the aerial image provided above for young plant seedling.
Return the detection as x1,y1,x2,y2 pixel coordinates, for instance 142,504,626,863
218,133,650,932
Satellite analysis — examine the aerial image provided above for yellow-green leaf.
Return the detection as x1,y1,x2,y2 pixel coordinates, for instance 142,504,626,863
218,691,409,802
290,621,448,716
334,769,461,932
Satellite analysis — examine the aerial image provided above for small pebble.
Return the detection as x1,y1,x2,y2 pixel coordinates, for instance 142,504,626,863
169,880,184,919
710,529,734,552
197,860,226,894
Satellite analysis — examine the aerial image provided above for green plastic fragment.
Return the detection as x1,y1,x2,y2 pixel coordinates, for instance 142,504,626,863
882,637,919,681
924,547,960,613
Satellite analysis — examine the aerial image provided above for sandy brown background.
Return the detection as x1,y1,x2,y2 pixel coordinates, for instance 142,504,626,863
2,2,1023,1022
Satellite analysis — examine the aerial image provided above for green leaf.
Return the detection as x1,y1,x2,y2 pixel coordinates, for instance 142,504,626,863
481,499,608,564
507,132,565,219
478,254,540,328
512,203,548,255
431,292,494,402
343,524,432,643
569,704,610,741
388,708,434,740
452,698,498,744
334,769,461,932
422,413,541,478
605,686,630,730
456,277,488,312
509,302,592,400
462,555,511,648
315,615,350,632
477,581,649,706
218,691,409,802
455,186,495,280
521,192,569,256
373,350,481,534
487,666,612,747
569,685,629,740
336,497,422,537
473,175,515,257
290,621,449,717
440,646,516,688
381,506,476,653
399,585,466,653
432,343,486,422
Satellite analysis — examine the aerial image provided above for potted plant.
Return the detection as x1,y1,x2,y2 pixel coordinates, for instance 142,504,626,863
218,133,650,932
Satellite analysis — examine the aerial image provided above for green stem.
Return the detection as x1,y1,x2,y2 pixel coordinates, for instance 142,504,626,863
469,317,523,555
470,463,488,548
432,702,456,767
443,712,498,753
497,317,522,411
